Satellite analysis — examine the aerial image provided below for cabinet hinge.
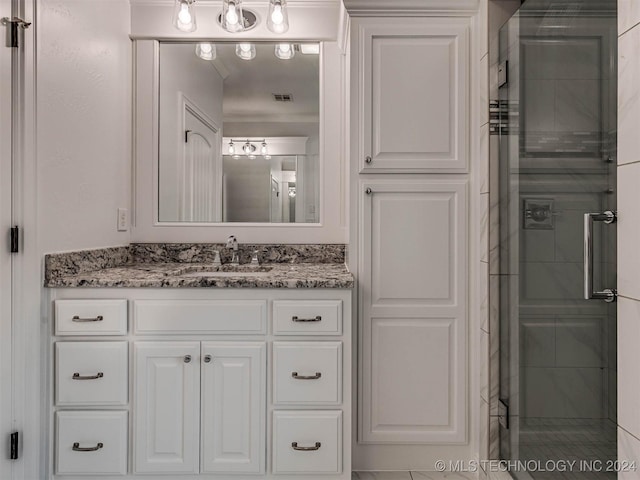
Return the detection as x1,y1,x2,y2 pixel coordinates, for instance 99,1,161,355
10,432,18,460
1,17,31,48
10,226,19,253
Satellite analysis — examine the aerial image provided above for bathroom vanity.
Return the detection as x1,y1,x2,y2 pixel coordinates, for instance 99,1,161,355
44,245,353,480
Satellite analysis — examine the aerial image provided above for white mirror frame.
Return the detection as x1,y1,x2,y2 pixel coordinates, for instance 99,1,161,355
132,40,347,243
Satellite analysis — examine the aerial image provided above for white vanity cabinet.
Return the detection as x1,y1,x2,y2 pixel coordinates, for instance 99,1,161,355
49,289,352,480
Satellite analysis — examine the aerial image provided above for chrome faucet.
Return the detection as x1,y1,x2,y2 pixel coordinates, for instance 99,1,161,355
226,235,239,266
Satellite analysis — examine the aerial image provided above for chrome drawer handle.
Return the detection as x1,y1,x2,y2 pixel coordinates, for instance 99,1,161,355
292,442,321,451
72,372,104,380
72,315,103,323
72,442,103,452
291,316,322,322
292,372,321,380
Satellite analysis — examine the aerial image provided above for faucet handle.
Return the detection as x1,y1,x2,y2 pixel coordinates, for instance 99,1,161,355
251,250,260,266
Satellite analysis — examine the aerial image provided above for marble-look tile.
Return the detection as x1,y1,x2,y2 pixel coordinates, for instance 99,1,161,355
480,330,490,402
352,473,412,480
479,194,489,263
618,27,640,166
555,317,604,368
520,317,556,367
479,261,489,333
619,0,640,35
618,297,640,440
488,0,520,63
411,472,477,480
618,162,640,300
488,188,499,275
488,294,501,415
479,398,490,461
521,263,583,301
618,427,640,480
488,275,499,336
479,125,489,194
489,415,500,460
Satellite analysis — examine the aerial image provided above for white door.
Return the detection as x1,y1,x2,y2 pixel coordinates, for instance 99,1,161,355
201,342,266,474
0,1,14,476
353,17,469,173
134,342,200,474
359,180,468,444
180,101,220,222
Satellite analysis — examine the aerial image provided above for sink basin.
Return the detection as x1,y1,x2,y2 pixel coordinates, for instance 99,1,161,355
180,271,273,278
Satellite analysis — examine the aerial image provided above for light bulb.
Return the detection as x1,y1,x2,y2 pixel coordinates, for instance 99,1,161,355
173,0,196,32
196,43,216,61
261,142,268,155
236,43,256,60
271,5,283,25
228,142,235,154
275,43,295,60
226,2,238,25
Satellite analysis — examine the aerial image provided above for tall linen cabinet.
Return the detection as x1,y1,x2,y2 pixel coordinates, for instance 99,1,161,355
348,2,484,470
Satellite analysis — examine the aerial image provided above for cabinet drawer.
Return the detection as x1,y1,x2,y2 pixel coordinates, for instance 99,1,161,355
272,411,342,474
273,300,342,335
55,300,127,336
134,300,266,334
273,342,342,405
56,411,128,475
55,342,128,406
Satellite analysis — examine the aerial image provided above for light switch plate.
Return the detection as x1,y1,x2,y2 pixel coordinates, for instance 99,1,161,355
117,208,128,232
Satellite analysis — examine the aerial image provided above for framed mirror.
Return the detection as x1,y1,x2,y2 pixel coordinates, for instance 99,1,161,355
158,42,320,224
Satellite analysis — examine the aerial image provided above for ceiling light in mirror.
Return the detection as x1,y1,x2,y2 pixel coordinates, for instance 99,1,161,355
173,0,197,32
267,0,289,34
236,43,256,60
300,43,320,55
222,0,244,32
275,43,295,60
195,43,216,61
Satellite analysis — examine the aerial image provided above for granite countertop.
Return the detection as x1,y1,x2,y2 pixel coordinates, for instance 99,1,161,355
44,244,354,289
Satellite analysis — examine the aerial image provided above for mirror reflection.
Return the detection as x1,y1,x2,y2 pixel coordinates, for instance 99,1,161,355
158,42,320,223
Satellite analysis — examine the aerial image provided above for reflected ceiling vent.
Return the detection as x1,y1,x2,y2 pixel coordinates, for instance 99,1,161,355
273,93,293,102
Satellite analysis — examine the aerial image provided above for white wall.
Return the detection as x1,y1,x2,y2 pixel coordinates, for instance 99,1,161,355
617,2,640,473
37,0,132,253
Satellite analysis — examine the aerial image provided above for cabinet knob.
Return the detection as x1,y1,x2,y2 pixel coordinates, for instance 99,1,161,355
204,355,212,363
365,188,372,195
365,156,372,164
184,355,192,363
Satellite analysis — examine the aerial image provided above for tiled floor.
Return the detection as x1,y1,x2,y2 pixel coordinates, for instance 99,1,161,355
352,472,477,480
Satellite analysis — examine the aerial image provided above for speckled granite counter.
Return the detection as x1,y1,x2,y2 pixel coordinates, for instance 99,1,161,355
44,244,353,289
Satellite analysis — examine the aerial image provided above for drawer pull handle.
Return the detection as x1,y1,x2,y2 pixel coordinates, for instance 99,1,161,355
71,315,103,323
291,316,322,323
292,442,321,451
72,442,103,452
292,372,322,380
72,372,104,380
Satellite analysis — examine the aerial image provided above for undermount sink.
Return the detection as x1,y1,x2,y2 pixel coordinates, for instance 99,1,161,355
180,271,273,278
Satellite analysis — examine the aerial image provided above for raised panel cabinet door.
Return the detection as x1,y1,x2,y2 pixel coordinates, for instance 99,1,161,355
354,17,470,173
201,342,266,474
359,180,468,444
133,342,200,474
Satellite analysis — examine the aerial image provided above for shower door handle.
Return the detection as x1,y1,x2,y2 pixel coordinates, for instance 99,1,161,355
584,211,617,302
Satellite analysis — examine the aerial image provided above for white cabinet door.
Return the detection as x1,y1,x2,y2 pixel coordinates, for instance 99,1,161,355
134,342,200,474
353,17,470,173
359,180,468,444
201,342,266,474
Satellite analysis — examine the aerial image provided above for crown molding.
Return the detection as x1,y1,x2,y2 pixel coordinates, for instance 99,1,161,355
343,0,480,16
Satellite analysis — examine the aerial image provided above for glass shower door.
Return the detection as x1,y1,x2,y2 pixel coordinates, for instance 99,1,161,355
498,1,618,478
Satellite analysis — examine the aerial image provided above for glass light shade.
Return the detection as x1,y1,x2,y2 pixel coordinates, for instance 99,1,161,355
195,43,216,61
173,0,197,32
267,0,289,34
236,43,256,60
243,142,256,154
248,154,257,160
261,142,268,155
222,0,244,33
274,43,295,60
228,141,235,154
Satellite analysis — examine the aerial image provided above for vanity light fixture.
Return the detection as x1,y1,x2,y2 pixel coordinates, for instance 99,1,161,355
173,0,197,32
267,0,289,34
221,0,244,32
243,141,257,155
261,142,268,155
236,43,256,60
274,43,295,60
288,186,296,198
228,141,235,154
195,42,216,60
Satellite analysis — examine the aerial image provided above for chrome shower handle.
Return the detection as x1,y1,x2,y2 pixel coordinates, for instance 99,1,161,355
584,211,617,303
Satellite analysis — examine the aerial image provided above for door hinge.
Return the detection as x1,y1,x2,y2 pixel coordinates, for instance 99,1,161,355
10,432,18,460
10,226,19,253
1,17,31,48
498,399,509,429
